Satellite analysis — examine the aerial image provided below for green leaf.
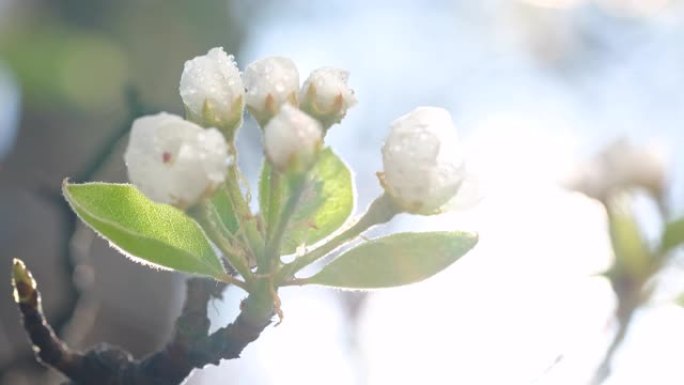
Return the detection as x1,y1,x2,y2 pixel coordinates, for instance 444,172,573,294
208,186,240,234
259,148,354,254
308,231,478,289
63,182,225,278
661,217,684,254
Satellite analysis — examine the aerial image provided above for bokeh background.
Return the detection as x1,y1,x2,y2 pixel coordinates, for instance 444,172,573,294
2,0,684,384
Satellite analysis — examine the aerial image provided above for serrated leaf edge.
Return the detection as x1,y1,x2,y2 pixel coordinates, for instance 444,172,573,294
63,181,224,278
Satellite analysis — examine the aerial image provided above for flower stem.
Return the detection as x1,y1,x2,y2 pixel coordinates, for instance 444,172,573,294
189,203,253,286
214,272,249,291
226,144,265,266
278,194,399,283
263,174,307,272
265,168,282,236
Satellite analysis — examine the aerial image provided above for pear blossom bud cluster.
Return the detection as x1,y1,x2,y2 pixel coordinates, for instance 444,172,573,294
380,107,466,215
264,104,323,173
566,139,666,202
179,47,244,138
300,67,357,129
124,113,228,209
128,46,473,217
125,47,361,207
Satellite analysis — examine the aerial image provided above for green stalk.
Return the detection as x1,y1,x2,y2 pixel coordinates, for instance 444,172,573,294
225,144,265,266
278,194,399,283
265,169,282,245
213,272,249,291
263,174,307,272
190,203,253,285
240,278,276,325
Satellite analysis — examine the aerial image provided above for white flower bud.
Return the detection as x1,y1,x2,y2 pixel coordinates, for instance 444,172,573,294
124,112,229,209
264,104,323,173
179,47,245,139
380,107,466,215
243,56,299,126
300,67,357,129
566,139,666,201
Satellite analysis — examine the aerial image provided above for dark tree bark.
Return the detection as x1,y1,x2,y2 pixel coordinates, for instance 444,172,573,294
12,259,271,385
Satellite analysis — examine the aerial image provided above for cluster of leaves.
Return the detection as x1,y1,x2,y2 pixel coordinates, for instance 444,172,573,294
62,147,477,293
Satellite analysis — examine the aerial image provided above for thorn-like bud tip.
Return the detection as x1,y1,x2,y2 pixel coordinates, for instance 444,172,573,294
12,258,36,304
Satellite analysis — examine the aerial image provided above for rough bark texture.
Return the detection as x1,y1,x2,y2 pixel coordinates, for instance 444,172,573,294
13,262,270,385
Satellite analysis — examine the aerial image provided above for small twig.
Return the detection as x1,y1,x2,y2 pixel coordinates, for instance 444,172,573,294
0,88,153,379
278,194,399,282
590,271,643,385
11,259,86,380
12,259,271,385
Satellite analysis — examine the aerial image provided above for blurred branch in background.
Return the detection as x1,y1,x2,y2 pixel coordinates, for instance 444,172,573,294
566,139,684,384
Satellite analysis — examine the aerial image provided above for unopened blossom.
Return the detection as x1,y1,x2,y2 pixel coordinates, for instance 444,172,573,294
264,104,322,173
300,67,356,129
179,47,244,139
243,56,299,126
380,107,466,215
124,112,228,209
566,139,666,202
